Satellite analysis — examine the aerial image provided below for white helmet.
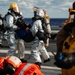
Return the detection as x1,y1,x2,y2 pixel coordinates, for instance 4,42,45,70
36,9,44,18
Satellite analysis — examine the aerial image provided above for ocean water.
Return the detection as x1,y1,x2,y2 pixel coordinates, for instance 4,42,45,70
25,18,68,26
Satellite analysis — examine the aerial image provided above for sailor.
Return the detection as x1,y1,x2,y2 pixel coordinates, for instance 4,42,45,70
0,56,44,75
0,14,4,47
0,57,6,75
56,2,75,52
55,2,75,75
30,9,50,65
3,2,25,61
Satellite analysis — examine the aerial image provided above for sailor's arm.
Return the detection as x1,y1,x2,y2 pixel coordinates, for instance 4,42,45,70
6,15,17,30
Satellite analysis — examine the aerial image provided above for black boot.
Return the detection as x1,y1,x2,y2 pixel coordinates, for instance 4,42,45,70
35,62,42,68
44,58,50,63
20,58,27,63
0,44,3,48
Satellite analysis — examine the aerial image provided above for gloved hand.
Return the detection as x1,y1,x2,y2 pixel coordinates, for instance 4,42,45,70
16,18,27,29
36,31,47,43
54,52,74,69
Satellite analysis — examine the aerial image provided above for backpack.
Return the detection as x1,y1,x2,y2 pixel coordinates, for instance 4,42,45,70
41,18,51,38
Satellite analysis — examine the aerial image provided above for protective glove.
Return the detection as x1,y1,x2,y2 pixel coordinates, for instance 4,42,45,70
54,52,74,69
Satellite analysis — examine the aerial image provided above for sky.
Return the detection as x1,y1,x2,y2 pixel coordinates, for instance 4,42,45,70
0,0,75,18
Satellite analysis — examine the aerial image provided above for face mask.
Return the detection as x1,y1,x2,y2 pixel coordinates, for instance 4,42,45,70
15,5,20,13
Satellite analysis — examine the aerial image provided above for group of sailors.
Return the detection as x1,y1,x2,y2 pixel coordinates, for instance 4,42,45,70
0,1,75,75
0,2,51,75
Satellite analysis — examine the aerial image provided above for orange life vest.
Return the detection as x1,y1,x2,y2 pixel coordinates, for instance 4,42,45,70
13,63,44,75
0,57,5,69
5,56,22,68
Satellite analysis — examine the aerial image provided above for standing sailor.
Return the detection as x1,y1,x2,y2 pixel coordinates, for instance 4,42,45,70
0,14,4,47
4,2,25,61
30,9,50,65
55,2,75,75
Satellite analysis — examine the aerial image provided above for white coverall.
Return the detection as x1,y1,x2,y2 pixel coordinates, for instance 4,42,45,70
5,12,25,58
0,18,3,45
5,13,18,56
30,20,50,63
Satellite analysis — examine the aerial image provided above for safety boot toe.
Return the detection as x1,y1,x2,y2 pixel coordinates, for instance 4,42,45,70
44,58,50,63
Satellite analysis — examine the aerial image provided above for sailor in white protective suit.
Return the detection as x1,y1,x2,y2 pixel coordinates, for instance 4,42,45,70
3,2,25,61
30,9,50,65
32,7,51,48
0,14,3,47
